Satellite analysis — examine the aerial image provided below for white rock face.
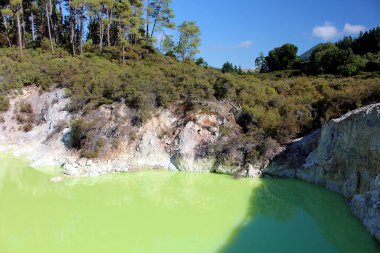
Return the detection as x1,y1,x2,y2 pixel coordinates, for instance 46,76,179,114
0,86,72,166
265,103,380,241
171,115,219,172
0,88,246,176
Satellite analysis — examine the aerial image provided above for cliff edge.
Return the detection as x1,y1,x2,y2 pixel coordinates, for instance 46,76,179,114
265,103,380,241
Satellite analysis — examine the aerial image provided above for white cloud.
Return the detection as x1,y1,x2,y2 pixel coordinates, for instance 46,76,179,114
312,22,339,40
343,23,366,35
312,22,368,41
238,40,253,48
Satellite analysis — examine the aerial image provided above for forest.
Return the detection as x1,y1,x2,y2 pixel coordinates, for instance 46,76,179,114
0,0,200,60
253,27,380,76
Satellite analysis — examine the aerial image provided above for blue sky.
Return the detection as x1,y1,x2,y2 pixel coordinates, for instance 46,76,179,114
167,0,380,69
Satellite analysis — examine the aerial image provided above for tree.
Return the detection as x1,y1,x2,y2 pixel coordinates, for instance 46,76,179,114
103,0,115,47
145,0,174,40
238,65,243,75
195,57,208,68
0,0,184,62
351,27,380,55
309,43,349,74
175,21,200,61
266,43,298,71
336,36,353,50
44,0,55,52
128,0,143,45
115,0,132,63
67,0,78,54
160,34,174,55
1,8,12,47
255,52,268,72
29,0,37,42
221,62,234,73
9,0,24,57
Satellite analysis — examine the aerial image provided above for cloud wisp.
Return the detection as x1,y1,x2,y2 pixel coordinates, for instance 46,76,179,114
312,22,367,40
312,22,339,40
238,40,254,48
343,23,366,35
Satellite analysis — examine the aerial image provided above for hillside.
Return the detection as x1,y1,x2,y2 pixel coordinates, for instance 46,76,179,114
1,47,380,165
299,44,320,61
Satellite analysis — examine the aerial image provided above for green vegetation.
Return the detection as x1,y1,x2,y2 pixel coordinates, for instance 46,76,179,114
257,27,380,76
0,95,9,112
0,0,201,62
1,47,379,157
221,62,243,74
266,43,298,71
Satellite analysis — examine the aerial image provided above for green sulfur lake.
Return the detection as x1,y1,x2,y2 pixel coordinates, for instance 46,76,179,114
0,153,379,253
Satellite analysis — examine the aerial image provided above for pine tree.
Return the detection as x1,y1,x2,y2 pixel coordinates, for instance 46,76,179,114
145,0,174,40
176,21,200,61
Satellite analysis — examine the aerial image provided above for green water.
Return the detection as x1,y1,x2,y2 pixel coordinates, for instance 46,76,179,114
0,154,379,253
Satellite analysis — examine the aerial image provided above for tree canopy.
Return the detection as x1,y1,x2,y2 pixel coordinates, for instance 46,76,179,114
265,43,298,71
0,0,201,61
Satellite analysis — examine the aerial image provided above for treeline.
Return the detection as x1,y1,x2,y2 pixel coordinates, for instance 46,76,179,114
255,27,380,76
221,62,243,74
0,0,201,60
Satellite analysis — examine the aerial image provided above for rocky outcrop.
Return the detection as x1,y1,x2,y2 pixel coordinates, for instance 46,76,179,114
1,87,267,177
265,103,380,241
0,86,72,167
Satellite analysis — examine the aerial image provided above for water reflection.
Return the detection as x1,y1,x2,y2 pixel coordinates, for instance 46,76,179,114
219,179,380,253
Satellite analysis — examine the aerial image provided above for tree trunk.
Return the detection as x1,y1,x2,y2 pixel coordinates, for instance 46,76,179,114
122,45,125,65
20,4,26,49
3,16,11,47
79,12,84,55
31,12,35,41
106,10,112,47
150,6,161,38
45,3,54,52
150,19,157,38
145,0,150,38
99,14,103,50
16,13,23,57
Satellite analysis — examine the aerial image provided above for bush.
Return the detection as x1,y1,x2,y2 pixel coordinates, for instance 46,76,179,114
213,76,234,100
0,96,9,112
70,120,84,149
19,102,34,114
337,64,359,77
23,123,34,132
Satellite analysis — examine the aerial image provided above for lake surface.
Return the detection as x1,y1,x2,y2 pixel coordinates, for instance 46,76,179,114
0,154,379,253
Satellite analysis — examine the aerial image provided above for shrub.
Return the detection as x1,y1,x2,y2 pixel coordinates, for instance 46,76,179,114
70,120,84,149
23,123,33,132
213,76,234,100
19,102,34,114
0,96,9,112
337,64,359,77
